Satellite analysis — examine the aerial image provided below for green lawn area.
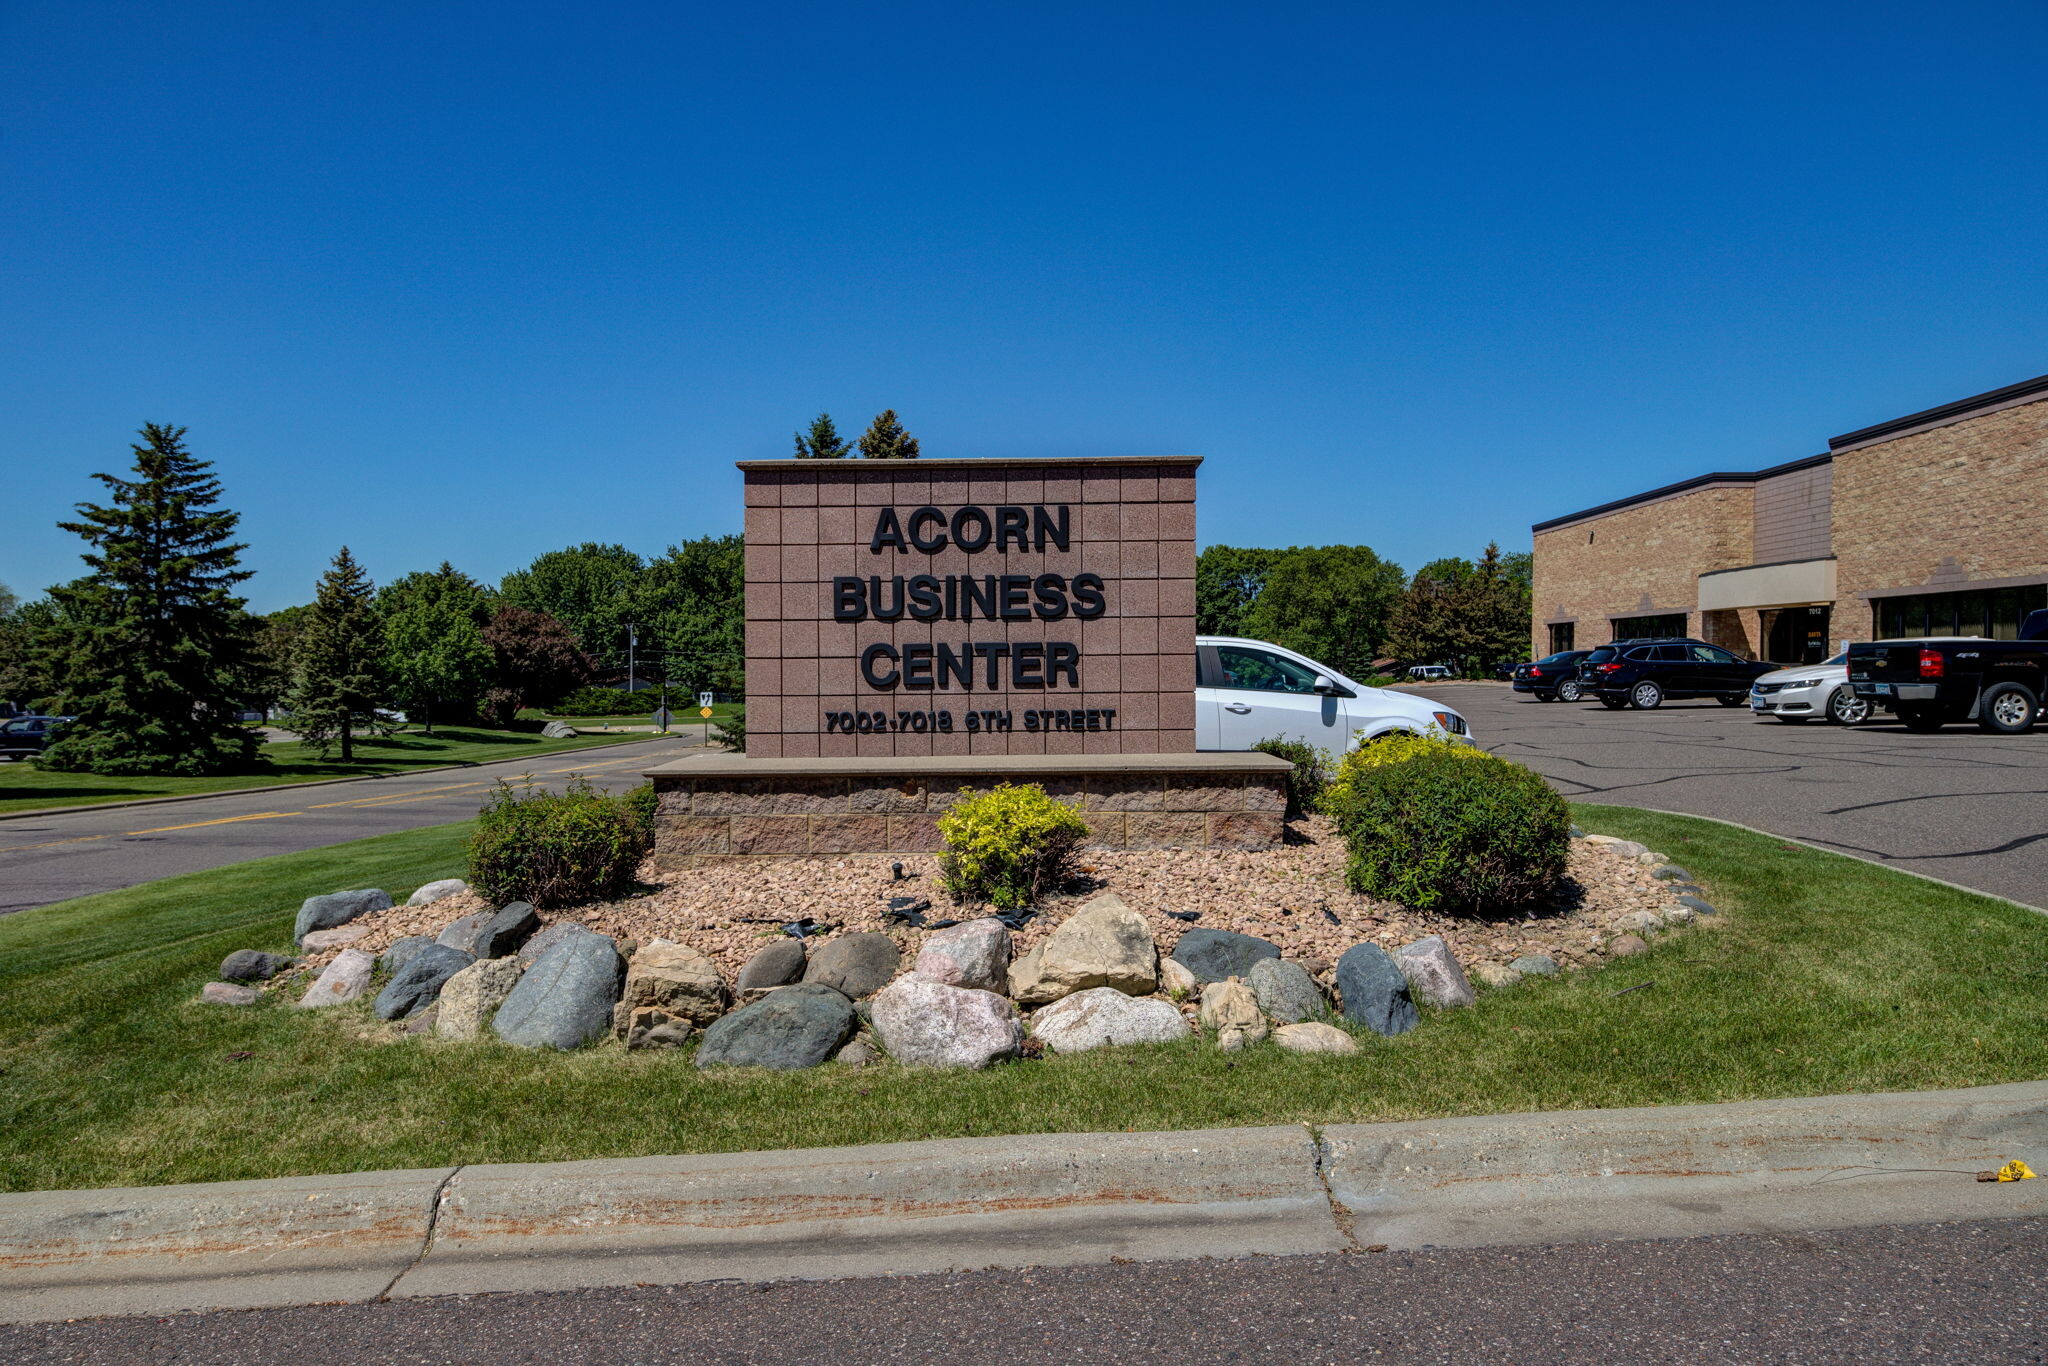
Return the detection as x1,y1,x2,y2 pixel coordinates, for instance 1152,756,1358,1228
2,802,2045,1192
0,726,651,815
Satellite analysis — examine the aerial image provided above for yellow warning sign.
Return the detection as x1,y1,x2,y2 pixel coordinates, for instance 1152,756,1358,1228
699,706,714,718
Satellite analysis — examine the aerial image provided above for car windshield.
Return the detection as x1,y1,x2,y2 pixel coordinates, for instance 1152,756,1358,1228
1820,653,1846,666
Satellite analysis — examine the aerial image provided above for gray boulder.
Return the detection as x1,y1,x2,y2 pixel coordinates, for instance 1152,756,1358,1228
406,878,468,907
437,911,495,956
1394,935,1475,1009
293,889,391,945
1335,943,1418,1037
1029,987,1190,1053
201,982,259,1006
541,719,578,739
695,983,856,1070
1247,958,1324,1023
870,976,1022,1069
1508,953,1560,977
516,921,586,966
472,902,540,958
802,932,900,999
437,957,525,1040
373,944,474,1020
737,938,807,990
1650,864,1691,882
380,935,436,975
913,918,1011,993
1678,894,1719,917
492,931,625,1049
298,949,377,1008
219,949,292,982
1170,928,1281,984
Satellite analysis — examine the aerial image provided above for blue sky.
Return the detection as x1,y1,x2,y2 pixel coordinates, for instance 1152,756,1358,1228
3,1,2043,612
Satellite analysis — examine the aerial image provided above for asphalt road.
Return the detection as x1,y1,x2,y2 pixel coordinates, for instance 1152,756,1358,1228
1431,682,2048,908
0,735,702,915
5,1214,2043,1364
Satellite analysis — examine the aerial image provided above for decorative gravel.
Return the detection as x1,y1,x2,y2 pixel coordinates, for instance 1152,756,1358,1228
304,819,1692,992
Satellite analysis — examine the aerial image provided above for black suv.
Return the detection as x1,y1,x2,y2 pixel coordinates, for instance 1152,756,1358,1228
1577,639,1774,710
0,715,72,759
1511,651,1592,702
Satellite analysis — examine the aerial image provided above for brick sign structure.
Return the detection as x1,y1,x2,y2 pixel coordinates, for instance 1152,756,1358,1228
739,457,1199,758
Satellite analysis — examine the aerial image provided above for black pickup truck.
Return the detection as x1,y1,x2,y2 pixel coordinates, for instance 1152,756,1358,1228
1847,610,2048,734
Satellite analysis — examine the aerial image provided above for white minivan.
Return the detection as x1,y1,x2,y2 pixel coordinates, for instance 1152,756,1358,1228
1196,636,1474,751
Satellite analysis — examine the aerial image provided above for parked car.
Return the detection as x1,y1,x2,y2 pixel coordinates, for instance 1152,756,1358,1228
1405,664,1454,681
1846,610,2048,734
1197,637,1473,751
1747,654,1871,725
1512,650,1592,702
1576,638,1776,710
0,714,72,759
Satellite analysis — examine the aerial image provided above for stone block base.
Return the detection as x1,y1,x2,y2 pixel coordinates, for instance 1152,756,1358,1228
644,752,1294,863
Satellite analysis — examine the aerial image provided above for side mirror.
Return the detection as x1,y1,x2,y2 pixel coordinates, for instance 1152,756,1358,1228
1313,675,1337,694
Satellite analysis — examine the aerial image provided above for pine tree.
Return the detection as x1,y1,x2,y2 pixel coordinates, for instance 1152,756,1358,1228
1441,543,1528,675
38,425,261,775
287,547,385,761
857,409,920,459
379,563,493,735
792,412,852,459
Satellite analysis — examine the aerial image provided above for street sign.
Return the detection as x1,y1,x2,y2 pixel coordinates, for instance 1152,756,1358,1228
699,706,714,718
697,691,714,708
652,709,673,727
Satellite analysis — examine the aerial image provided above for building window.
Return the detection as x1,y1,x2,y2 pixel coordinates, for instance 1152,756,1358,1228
1548,622,1576,653
1875,584,2048,641
1611,613,1687,641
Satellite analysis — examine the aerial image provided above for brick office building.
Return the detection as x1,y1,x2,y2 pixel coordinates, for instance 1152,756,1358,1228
1530,371,2048,664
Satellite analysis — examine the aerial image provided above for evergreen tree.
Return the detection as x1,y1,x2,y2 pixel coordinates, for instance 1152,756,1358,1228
792,412,852,459
379,563,493,734
38,425,261,775
286,547,385,761
1440,542,1529,674
857,409,920,459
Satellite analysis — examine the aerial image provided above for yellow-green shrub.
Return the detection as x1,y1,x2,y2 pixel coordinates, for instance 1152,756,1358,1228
936,782,1089,910
1323,729,1495,812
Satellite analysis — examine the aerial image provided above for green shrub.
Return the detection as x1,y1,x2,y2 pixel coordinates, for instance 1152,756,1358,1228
550,686,654,717
1251,737,1332,816
712,711,745,752
620,780,659,844
1322,729,1493,814
1330,749,1569,912
936,783,1090,910
467,778,651,908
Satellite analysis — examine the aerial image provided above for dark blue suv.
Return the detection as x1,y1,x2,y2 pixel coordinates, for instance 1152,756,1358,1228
1577,639,1774,710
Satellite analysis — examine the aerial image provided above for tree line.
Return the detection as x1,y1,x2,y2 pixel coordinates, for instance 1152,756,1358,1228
1196,542,1532,680
1,426,743,775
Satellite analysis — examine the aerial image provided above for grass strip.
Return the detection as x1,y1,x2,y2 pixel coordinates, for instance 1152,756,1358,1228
2,803,2043,1192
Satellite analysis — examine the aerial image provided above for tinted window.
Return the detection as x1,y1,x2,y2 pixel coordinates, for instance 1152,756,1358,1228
1689,645,1738,664
1215,645,1320,693
1624,647,1657,661
1585,647,1619,663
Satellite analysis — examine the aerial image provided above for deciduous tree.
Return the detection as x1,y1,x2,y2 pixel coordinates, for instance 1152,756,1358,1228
379,563,493,734
497,542,645,660
481,605,593,726
1243,545,1404,681
1195,545,1287,638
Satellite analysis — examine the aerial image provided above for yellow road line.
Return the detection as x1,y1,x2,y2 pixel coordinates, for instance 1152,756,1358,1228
543,757,650,774
0,833,113,854
305,779,489,809
331,788,491,809
125,811,295,834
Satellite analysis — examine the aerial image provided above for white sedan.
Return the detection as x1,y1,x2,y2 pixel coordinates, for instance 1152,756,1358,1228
1748,654,1870,725
1196,636,1474,751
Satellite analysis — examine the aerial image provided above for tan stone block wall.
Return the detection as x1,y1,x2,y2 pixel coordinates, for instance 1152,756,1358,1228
650,770,1288,862
1831,398,2048,640
1530,486,1756,654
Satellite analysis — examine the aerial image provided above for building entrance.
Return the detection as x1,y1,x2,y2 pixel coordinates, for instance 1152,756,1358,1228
1764,605,1831,664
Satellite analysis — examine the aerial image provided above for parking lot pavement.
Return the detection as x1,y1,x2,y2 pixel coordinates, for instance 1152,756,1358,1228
0,736,702,916
1429,683,2048,909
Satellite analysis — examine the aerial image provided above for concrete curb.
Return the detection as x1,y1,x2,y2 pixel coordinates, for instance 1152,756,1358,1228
1,1082,2042,1325
0,736,674,823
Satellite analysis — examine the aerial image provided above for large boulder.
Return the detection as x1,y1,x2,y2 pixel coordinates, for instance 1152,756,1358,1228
802,932,900,999
1007,894,1157,1005
467,903,539,959
912,918,1010,993
1170,928,1281,984
406,878,468,907
219,949,292,982
1199,979,1269,1052
380,935,436,976
1335,943,1418,1037
1247,958,1324,1023
736,938,806,990
298,949,377,1008
516,921,586,966
1029,987,1191,1053
695,983,857,1070
373,944,474,1020
300,926,369,951
492,930,625,1049
870,976,1022,1069
293,889,391,945
1273,1022,1360,1056
1508,953,1559,978
621,940,729,1025
1394,936,1475,1009
436,957,524,1040
436,911,494,956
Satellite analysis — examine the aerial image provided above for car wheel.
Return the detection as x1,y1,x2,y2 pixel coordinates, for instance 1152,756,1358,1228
1717,693,1745,707
1556,679,1584,703
1599,696,1628,710
1977,682,2040,736
1826,687,1872,726
1896,704,1946,733
1533,691,1556,703
1629,680,1663,710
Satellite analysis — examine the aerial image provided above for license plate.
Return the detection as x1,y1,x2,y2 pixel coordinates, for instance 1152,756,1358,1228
1868,682,1892,695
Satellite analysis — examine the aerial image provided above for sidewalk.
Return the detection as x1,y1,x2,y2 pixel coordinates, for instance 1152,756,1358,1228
3,1080,2042,1325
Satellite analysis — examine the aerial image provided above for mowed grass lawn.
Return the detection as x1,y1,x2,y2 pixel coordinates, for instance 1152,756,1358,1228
2,803,2045,1192
0,726,647,814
